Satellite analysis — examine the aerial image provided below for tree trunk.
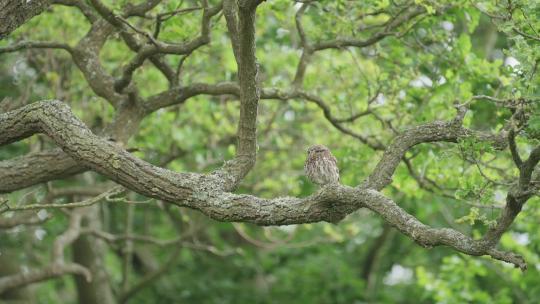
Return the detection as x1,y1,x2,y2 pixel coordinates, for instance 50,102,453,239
72,206,116,304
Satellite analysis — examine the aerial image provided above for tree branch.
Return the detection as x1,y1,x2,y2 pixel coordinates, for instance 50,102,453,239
216,2,262,189
0,149,85,193
0,210,91,294
0,100,528,269
363,117,507,191
0,0,51,39
0,263,90,294
110,2,222,92
1,187,124,213
312,6,425,51
224,0,241,62
0,41,73,54
508,128,522,167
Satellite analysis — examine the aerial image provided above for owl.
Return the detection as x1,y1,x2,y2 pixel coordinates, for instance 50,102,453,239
304,144,340,186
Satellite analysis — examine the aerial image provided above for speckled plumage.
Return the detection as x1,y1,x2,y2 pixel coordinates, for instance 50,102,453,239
304,144,340,186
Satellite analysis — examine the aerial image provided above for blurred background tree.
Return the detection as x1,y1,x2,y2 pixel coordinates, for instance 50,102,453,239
0,0,539,303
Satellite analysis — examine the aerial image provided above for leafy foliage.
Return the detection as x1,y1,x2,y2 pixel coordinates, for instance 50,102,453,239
1,0,539,303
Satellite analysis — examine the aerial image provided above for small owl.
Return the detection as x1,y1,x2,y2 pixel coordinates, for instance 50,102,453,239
304,144,340,186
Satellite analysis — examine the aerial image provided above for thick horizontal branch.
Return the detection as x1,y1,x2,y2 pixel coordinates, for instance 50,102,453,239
0,0,51,39
362,189,526,270
0,100,357,224
0,149,85,193
0,100,527,269
0,87,507,196
0,100,202,199
0,80,378,193
0,91,145,194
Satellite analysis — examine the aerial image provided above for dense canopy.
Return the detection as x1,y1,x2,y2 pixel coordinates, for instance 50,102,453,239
0,0,539,303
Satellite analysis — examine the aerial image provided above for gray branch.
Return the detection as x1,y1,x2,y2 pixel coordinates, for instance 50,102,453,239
0,100,528,269
0,0,51,39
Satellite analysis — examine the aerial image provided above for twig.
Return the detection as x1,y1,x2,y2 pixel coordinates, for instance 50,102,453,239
1,187,125,213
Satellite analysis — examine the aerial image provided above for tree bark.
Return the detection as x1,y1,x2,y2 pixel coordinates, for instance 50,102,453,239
0,0,51,39
72,206,116,304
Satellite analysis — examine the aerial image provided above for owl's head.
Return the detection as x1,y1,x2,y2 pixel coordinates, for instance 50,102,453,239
307,144,329,156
